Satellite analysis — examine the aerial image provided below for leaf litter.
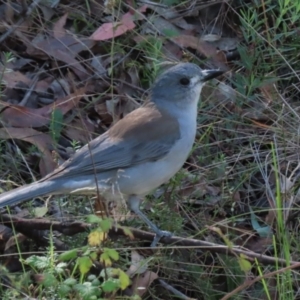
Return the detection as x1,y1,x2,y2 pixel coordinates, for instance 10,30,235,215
0,0,299,299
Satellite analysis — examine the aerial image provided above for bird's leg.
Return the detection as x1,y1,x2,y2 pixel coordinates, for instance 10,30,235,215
128,195,172,247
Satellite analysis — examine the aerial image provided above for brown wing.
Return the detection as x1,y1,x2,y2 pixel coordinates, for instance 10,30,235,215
46,103,180,180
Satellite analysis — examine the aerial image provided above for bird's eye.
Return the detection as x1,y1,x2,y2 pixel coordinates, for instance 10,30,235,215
179,77,190,85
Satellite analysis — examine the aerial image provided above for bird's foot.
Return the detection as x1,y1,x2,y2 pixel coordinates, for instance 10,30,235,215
151,230,172,247
127,196,173,247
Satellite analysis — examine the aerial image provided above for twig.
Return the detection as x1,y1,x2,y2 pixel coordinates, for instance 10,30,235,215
221,262,300,300
0,214,91,235
0,0,43,44
19,63,47,106
158,279,196,300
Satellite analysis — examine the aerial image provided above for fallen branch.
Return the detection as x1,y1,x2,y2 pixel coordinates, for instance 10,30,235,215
109,227,300,267
0,214,91,235
1,214,298,267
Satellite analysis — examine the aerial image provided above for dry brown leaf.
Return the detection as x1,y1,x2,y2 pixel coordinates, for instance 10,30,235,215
0,127,57,176
94,101,114,126
126,251,148,277
173,35,229,70
243,237,273,253
90,5,147,41
0,55,53,93
53,13,68,39
62,117,97,144
26,14,95,80
1,69,31,89
259,83,278,105
0,224,13,252
5,233,27,252
0,87,86,128
130,270,158,297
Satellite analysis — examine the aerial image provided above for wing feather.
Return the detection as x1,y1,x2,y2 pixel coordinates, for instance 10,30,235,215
46,104,180,180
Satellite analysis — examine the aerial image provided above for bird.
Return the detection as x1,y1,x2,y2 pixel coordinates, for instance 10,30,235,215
0,63,223,246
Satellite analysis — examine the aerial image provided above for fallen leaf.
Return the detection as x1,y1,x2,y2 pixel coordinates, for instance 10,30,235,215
173,35,229,70
62,117,97,144
126,251,149,277
25,14,95,80
0,224,13,252
243,236,273,253
130,270,158,297
0,87,86,128
0,67,30,89
53,13,68,39
90,5,147,41
33,206,48,218
259,81,279,105
0,128,57,175
94,101,114,126
5,233,26,252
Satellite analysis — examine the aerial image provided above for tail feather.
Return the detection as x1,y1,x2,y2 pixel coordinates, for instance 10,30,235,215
0,180,63,208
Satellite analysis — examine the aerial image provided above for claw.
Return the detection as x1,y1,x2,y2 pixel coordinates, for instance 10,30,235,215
151,230,172,247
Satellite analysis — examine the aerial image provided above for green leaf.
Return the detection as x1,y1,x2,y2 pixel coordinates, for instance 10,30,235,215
50,108,63,143
120,226,134,239
64,278,77,286
91,278,101,286
77,256,93,276
25,255,50,269
163,0,182,6
101,279,119,292
250,207,272,237
100,252,112,266
59,249,78,261
55,262,67,274
99,267,114,278
238,254,252,272
41,273,57,287
74,282,101,299
101,268,130,290
33,206,48,217
86,214,102,224
103,248,119,261
87,275,97,281
118,269,131,290
99,218,113,231
58,284,72,297
90,252,97,260
162,29,180,37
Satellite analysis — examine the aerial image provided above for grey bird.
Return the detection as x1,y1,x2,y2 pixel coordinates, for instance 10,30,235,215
0,63,223,245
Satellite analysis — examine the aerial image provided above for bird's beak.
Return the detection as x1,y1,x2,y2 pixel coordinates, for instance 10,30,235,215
201,69,224,82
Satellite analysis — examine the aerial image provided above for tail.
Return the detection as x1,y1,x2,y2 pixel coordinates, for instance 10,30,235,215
0,180,64,208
